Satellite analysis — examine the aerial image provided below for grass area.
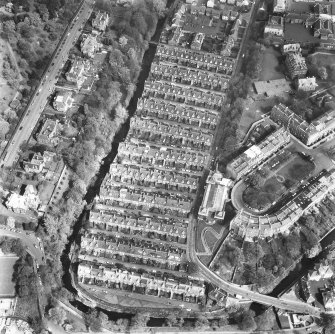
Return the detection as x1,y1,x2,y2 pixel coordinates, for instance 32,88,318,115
309,53,335,68
243,153,315,210
279,155,314,182
284,23,320,44
203,229,219,252
0,256,18,296
243,177,285,210
259,46,285,81
14,295,40,321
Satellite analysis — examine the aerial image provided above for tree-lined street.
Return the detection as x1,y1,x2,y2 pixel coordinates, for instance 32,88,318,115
0,0,94,168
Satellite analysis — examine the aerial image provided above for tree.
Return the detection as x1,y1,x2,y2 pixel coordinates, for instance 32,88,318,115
130,312,150,329
165,313,178,327
152,0,167,17
83,309,102,332
48,306,67,326
194,315,210,329
185,261,198,275
315,313,335,333
255,310,276,330
318,66,328,80
234,309,257,331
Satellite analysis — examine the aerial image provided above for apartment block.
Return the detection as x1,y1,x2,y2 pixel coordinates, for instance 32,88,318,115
227,127,291,179
285,52,307,79
270,103,335,146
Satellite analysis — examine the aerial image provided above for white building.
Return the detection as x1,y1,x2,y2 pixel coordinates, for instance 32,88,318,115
273,0,286,13
282,43,301,54
264,15,284,36
53,91,74,113
297,77,317,91
6,185,41,214
199,171,233,220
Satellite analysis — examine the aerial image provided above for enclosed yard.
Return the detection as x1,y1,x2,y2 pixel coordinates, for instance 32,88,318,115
0,256,18,297
258,46,285,81
243,153,315,210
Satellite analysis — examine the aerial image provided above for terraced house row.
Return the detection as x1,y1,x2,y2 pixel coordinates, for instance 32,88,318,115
88,209,188,244
155,44,235,75
128,118,213,151
150,63,230,91
136,98,218,130
78,18,237,304
231,170,335,241
143,81,223,111
78,261,206,304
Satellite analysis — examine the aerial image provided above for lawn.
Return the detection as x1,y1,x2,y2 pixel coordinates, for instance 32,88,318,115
0,256,18,297
279,155,314,182
243,176,285,210
259,46,285,81
242,154,315,210
203,229,219,253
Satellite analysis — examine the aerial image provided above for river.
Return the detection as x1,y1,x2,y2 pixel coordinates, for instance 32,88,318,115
60,0,174,325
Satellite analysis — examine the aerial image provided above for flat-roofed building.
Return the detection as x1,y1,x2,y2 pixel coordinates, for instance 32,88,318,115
199,171,233,220
297,77,317,91
282,43,301,54
254,78,291,97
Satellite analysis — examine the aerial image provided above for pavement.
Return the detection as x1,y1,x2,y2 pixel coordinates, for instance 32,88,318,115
0,0,94,168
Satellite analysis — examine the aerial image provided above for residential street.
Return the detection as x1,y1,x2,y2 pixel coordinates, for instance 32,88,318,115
0,226,44,264
0,0,94,168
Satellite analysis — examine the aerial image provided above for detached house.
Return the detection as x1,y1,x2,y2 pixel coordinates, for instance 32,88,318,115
36,119,63,147
81,34,102,58
297,77,317,91
66,58,91,89
53,91,74,113
92,11,109,32
24,151,56,174
6,185,41,214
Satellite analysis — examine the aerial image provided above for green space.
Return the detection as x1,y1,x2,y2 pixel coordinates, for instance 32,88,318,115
203,229,219,253
258,46,285,81
242,154,315,211
0,256,18,296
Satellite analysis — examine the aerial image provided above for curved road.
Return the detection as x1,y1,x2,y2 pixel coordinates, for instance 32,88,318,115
0,227,44,264
0,0,94,168
187,218,321,317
